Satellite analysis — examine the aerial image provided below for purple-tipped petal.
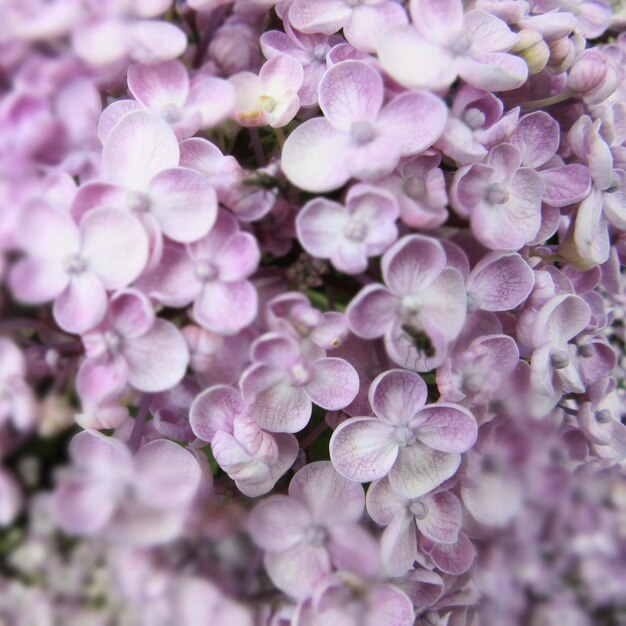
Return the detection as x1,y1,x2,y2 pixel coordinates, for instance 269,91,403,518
417,491,462,544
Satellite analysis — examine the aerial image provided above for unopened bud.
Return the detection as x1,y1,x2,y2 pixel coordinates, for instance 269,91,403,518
513,30,549,75
568,49,618,105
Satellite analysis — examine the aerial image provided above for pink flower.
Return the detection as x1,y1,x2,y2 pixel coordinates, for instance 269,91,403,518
347,235,467,371
248,461,380,599
377,0,528,92
288,0,408,52
296,184,399,274
230,55,304,128
367,478,473,576
53,430,201,546
115,60,235,139
451,143,545,251
281,60,447,192
9,201,148,334
377,154,448,230
330,369,477,498
190,385,298,497
240,332,359,433
76,289,189,406
135,210,260,335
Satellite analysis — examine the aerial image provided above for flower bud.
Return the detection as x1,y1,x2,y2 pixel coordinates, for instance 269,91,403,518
568,49,618,105
512,29,549,75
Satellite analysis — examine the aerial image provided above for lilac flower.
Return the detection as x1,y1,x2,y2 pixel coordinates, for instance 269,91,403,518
240,332,359,433
451,143,545,251
248,461,380,599
54,430,201,546
0,338,37,431
330,369,477,498
78,110,218,255
190,385,298,496
260,27,341,107
377,154,448,230
281,60,447,192
288,0,408,52
296,184,399,274
230,55,304,128
377,0,528,91
511,111,591,208
135,210,260,335
530,293,592,412
124,60,235,139
366,478,471,577
9,201,148,334
347,235,467,371
76,289,189,406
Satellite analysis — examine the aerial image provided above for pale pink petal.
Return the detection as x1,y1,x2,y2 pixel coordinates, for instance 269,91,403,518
53,273,107,334
456,52,528,92
467,252,534,312
531,294,591,348
369,369,427,426
368,585,416,626
541,165,591,208
248,495,310,551
250,333,301,368
289,0,353,35
366,477,408,526
76,356,129,406
186,77,235,128
305,357,359,410
411,404,477,453
382,235,447,296
261,54,304,96
464,10,519,53
281,117,353,193
264,543,331,599
127,60,189,114
9,258,68,304
346,284,397,338
215,233,260,281
296,198,348,258
326,522,380,576
79,208,149,289
329,417,398,482
461,472,524,527
343,2,408,52
417,491,462,544
512,111,559,169
123,320,189,392
410,0,464,42
102,110,179,190
97,100,143,144
148,167,217,243
377,26,456,91
194,280,258,335
289,461,365,524
189,384,245,441
72,18,128,66
127,20,187,64
318,60,384,131
380,513,418,577
389,443,460,499
377,91,447,156
423,531,475,575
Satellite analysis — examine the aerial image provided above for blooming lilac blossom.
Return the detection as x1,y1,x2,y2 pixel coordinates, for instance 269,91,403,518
296,184,399,274
330,369,477,498
248,461,380,598
190,385,298,496
282,60,447,192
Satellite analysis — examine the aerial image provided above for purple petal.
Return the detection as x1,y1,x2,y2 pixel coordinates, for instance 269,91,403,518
343,2,408,52
134,439,201,509
53,273,107,334
102,110,179,189
412,404,477,453
366,477,409,526
194,280,258,336
381,513,418,577
9,258,68,304
76,355,129,406
531,293,591,348
512,111,559,169
457,52,528,92
189,385,245,441
281,117,352,193
97,100,142,143
422,531,475,575
329,417,398,482
296,198,347,258
123,320,189,392
369,369,428,426
541,164,591,208
389,443,460,499
327,522,380,576
127,60,189,114
289,0,353,36
248,495,310,552
215,232,260,281
109,289,155,338
346,284,397,338
289,461,365,524
417,491,462,544
305,357,359,410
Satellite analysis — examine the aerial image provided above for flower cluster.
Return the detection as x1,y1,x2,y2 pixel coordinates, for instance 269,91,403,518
0,0,625,624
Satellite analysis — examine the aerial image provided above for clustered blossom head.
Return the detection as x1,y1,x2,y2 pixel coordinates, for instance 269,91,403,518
0,0,625,624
